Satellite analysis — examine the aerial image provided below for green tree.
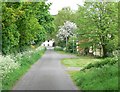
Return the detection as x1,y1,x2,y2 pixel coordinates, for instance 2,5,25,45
76,2,118,57
2,3,20,54
54,7,76,46
2,1,54,54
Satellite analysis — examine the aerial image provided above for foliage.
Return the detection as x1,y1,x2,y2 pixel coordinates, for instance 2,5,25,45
2,3,20,54
56,21,77,41
75,2,118,57
53,7,76,37
56,21,77,51
62,54,118,90
82,57,118,70
56,40,66,48
54,46,63,51
53,7,77,46
69,61,118,90
67,36,77,53
2,1,54,55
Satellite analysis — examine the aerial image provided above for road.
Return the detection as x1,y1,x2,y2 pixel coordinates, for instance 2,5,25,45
13,49,78,90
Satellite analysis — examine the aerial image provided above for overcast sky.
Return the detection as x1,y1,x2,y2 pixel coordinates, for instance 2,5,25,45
47,0,84,15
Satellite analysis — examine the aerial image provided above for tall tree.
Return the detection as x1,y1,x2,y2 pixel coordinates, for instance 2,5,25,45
2,1,54,54
53,7,76,38
56,21,77,50
76,2,118,57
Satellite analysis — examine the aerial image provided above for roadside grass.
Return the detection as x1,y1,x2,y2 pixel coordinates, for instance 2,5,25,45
64,57,118,90
69,63,118,90
61,57,101,68
2,47,45,91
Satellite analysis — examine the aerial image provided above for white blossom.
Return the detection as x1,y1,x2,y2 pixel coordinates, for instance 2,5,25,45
57,21,77,40
0,46,45,80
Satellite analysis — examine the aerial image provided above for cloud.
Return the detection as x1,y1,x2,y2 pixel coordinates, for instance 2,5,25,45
47,0,84,15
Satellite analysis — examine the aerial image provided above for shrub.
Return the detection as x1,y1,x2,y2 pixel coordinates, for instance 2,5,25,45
54,46,63,51
82,57,118,70
71,63,118,90
0,55,20,79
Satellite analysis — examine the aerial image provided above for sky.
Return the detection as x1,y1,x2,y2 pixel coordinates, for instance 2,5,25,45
47,0,84,15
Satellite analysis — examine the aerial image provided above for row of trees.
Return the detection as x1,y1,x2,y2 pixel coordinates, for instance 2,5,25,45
2,1,55,55
54,2,118,57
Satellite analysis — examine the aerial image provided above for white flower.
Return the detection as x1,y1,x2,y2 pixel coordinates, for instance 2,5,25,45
0,55,20,79
0,46,45,80
56,21,77,40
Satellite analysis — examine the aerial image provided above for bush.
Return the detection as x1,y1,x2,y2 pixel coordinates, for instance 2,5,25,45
54,46,63,51
82,57,118,70
67,38,76,53
70,62,118,90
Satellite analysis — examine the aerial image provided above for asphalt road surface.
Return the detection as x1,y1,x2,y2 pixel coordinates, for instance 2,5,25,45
13,49,78,90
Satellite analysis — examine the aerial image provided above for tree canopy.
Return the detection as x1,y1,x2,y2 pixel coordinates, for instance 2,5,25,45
54,1,118,57
2,1,55,54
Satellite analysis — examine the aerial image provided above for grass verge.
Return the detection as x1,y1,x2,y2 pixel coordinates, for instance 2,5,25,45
61,57,100,67
2,47,45,91
65,57,118,90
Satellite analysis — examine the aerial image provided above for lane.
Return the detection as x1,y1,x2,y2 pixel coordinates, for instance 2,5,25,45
13,49,78,90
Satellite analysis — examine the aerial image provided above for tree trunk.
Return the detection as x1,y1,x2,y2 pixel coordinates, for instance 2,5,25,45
102,45,108,58
66,36,67,52
100,45,102,57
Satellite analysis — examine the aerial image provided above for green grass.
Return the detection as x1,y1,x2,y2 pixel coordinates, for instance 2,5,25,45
61,54,118,90
69,63,118,90
2,48,45,91
59,50,100,68
66,57,118,90
61,57,101,67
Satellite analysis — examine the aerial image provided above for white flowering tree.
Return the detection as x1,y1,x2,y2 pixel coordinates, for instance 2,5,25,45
56,21,77,51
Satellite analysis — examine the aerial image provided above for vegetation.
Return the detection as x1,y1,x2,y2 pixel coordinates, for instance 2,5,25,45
62,57,118,90
53,7,76,38
82,57,118,70
55,3,118,90
1,0,119,91
2,1,54,55
1,1,53,90
1,46,45,90
76,2,118,57
54,8,76,48
56,21,77,52
54,46,63,51
61,57,100,67
54,2,118,58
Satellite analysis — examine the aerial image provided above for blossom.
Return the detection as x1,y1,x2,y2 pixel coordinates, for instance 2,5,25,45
0,55,20,79
57,21,77,40
0,46,45,80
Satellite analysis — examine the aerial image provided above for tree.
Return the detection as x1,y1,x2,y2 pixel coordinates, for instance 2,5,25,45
75,2,118,57
2,1,54,54
53,7,76,38
2,3,20,54
56,21,77,51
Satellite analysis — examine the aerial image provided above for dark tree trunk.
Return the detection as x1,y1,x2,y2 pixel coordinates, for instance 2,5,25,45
102,45,108,58
84,47,89,56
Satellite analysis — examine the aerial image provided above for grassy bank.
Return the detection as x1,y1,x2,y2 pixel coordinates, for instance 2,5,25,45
1,46,46,90
61,56,100,68
61,57,118,90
